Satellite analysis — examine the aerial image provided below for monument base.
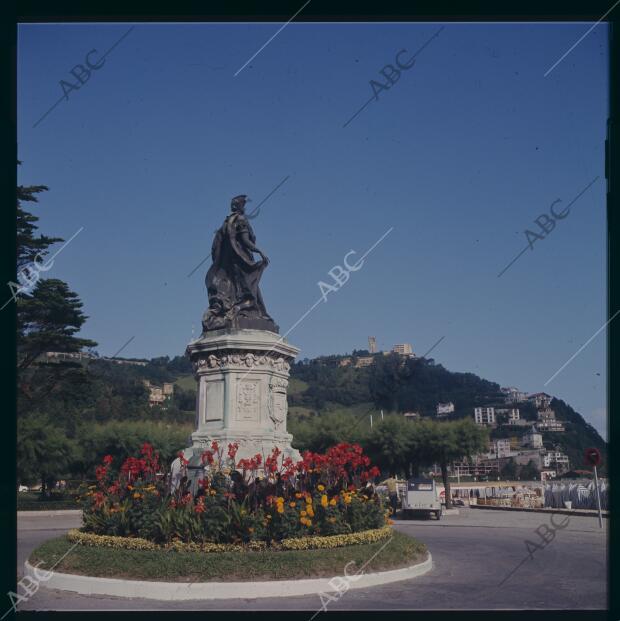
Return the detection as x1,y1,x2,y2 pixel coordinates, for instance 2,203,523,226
181,329,301,485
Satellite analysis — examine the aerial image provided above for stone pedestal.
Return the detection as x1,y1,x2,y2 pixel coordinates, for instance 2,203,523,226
180,329,301,478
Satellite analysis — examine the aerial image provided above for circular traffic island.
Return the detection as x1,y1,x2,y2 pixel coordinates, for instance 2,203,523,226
26,527,431,600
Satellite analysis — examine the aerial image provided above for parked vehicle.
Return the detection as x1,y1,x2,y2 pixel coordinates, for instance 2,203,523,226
401,478,442,520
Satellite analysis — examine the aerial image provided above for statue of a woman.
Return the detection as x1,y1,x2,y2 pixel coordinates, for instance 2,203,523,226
202,195,278,333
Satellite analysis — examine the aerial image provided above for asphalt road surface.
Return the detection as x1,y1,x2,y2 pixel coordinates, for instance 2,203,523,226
14,507,607,612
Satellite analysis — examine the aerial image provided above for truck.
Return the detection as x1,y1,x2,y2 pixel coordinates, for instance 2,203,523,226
401,478,442,520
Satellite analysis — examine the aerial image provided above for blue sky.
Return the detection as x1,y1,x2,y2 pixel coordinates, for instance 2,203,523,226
17,22,608,438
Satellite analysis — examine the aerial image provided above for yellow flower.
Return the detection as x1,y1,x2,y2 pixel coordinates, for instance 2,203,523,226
301,510,307,517
277,506,284,514
317,484,325,491
321,495,328,508
344,495,351,504
133,492,141,499
329,498,337,506
295,492,303,499
289,501,296,508
307,506,314,517
210,489,217,495
277,497,284,504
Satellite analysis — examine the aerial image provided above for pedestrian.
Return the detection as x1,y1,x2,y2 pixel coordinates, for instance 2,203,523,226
382,473,399,516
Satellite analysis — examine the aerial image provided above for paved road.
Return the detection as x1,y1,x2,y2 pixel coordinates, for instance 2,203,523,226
15,508,607,611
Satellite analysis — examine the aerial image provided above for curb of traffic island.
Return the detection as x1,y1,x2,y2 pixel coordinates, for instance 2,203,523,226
24,553,433,600
470,504,609,518
18,509,82,518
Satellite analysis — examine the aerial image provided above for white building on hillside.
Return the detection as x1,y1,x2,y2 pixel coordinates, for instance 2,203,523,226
496,408,520,421
474,407,496,425
489,439,512,458
537,408,565,432
437,402,455,416
543,451,570,472
528,392,552,409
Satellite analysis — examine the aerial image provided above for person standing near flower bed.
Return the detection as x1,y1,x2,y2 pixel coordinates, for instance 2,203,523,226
382,474,399,516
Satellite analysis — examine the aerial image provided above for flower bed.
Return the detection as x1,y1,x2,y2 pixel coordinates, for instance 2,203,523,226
67,524,392,553
78,442,388,546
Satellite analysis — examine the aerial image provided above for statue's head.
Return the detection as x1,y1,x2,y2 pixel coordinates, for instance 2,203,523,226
231,194,250,214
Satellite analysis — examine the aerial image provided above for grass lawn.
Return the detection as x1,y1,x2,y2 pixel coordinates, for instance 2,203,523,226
18,492,80,511
30,531,426,582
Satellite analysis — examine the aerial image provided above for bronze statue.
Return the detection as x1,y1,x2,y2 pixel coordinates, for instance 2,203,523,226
202,195,278,333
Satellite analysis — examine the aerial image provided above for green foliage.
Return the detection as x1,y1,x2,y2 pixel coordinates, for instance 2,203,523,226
363,415,414,476
17,417,77,490
500,458,518,480
519,459,541,480
75,421,191,478
16,177,62,270
290,410,369,453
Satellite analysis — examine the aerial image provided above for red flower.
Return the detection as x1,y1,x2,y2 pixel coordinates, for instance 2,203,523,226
228,442,239,460
102,455,113,466
201,450,214,465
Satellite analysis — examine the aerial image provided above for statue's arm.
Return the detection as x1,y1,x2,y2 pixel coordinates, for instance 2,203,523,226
238,220,269,264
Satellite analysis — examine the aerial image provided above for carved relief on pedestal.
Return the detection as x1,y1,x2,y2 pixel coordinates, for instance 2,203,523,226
237,380,260,421
193,350,291,374
268,377,288,431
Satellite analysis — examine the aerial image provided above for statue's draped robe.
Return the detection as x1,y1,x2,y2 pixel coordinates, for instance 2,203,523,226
205,214,272,324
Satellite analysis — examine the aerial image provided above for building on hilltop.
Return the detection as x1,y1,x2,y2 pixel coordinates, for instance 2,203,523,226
392,343,414,357
44,351,96,363
368,336,377,354
403,411,421,420
354,356,374,368
106,357,148,366
501,386,528,403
